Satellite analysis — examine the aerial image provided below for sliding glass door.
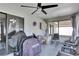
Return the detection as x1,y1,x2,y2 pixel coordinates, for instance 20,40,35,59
0,12,24,55
7,14,24,53
58,20,73,41
0,12,7,55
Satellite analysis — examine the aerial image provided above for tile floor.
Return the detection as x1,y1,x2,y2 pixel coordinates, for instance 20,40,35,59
0,36,70,56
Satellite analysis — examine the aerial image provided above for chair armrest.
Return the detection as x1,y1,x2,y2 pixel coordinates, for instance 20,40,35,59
63,46,76,50
64,42,77,47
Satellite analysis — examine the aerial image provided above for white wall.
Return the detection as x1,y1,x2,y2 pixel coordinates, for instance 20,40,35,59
0,5,47,36
24,15,47,36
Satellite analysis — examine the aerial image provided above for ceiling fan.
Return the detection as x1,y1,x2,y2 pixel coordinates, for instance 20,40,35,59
21,3,58,15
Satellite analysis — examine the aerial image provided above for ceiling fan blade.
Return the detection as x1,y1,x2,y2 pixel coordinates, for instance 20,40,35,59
41,9,47,15
32,9,38,14
42,4,58,9
21,5,37,8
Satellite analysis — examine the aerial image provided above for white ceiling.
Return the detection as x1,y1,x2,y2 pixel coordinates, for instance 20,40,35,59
0,3,79,20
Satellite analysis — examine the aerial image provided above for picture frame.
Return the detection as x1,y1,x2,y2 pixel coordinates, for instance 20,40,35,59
40,22,42,30
33,21,37,26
